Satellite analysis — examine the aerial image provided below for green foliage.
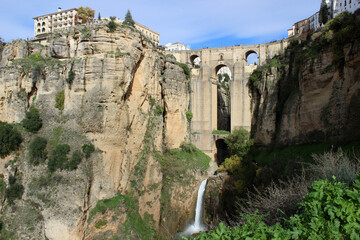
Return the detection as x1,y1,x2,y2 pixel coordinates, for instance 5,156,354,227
66,70,75,85
158,142,210,182
0,121,22,158
89,194,157,239
165,54,176,61
47,144,70,172
319,0,329,25
66,150,82,170
177,63,191,79
82,143,95,159
154,104,164,116
55,91,65,111
77,6,95,23
187,176,360,240
22,106,42,133
106,18,118,33
225,127,253,158
98,12,101,20
212,130,230,135
29,137,47,165
6,183,24,204
95,219,108,229
123,10,135,27
11,53,62,75
186,110,193,122
80,26,92,39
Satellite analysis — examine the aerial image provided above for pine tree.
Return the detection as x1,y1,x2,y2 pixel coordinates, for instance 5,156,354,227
123,10,135,27
98,12,101,20
319,0,329,25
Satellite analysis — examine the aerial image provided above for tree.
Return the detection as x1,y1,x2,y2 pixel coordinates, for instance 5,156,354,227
29,137,47,165
48,144,70,172
123,10,135,27
106,17,118,33
0,37,5,55
22,106,42,133
0,121,22,158
224,127,253,158
98,12,101,20
319,0,329,25
77,6,95,24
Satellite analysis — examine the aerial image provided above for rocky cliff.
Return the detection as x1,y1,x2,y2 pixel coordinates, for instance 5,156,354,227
249,13,360,147
0,24,208,239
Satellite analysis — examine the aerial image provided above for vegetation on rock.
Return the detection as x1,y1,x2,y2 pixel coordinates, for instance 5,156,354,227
47,144,70,172
29,136,47,165
0,121,22,158
122,10,135,27
82,143,95,159
22,106,42,133
55,91,65,111
106,17,118,32
77,6,95,24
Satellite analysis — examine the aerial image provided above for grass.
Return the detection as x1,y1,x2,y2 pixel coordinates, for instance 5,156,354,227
212,130,230,135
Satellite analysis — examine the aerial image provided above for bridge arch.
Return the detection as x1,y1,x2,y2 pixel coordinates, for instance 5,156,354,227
190,55,201,68
245,50,258,66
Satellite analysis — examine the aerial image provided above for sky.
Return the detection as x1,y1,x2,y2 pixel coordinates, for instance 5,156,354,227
0,0,321,50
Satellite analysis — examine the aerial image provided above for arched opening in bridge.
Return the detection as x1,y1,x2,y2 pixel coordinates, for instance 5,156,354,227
245,50,258,66
215,65,231,131
215,139,230,165
190,55,201,68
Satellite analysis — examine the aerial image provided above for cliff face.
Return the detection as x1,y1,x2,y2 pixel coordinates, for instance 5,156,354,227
0,25,206,239
250,15,360,147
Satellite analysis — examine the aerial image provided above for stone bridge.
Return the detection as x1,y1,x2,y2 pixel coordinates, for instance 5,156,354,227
171,39,289,162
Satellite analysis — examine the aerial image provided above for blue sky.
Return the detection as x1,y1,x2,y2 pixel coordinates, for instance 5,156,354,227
0,0,320,49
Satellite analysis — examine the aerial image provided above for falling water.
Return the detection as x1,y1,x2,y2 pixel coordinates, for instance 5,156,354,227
182,179,208,236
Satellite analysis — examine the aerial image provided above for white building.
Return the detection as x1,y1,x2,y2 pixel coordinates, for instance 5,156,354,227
34,8,160,46
327,0,360,17
33,8,78,37
310,12,321,32
101,17,160,45
165,43,190,51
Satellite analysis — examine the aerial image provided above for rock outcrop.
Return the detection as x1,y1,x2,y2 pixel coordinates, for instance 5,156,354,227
0,25,206,239
250,24,360,147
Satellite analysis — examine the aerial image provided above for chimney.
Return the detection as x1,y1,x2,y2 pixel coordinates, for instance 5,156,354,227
58,7,62,12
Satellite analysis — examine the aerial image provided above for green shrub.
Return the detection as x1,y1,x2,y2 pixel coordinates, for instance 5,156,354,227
225,127,253,158
154,104,163,116
55,91,65,111
66,150,82,170
177,63,191,79
22,106,42,133
29,136,47,165
82,143,95,159
47,144,70,172
0,121,22,158
106,19,118,32
212,130,230,134
6,183,24,204
95,219,108,229
186,110,193,122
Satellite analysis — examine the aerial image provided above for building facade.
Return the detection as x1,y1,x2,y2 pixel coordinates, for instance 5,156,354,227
34,9,160,46
331,0,360,17
33,8,78,37
165,42,190,51
288,0,360,38
101,17,160,45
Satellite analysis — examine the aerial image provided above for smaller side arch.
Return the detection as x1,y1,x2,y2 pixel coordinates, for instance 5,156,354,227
245,50,258,66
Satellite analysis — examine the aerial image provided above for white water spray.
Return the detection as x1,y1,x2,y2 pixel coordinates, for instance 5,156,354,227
183,179,208,235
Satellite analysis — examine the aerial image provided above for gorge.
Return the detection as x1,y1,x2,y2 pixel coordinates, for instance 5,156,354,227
0,10,359,240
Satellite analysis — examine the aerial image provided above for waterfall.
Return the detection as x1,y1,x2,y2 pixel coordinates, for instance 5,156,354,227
183,179,208,235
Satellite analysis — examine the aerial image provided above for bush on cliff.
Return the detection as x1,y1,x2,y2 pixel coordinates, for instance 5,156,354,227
0,121,22,158
47,144,70,172
22,106,42,133
29,136,47,165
